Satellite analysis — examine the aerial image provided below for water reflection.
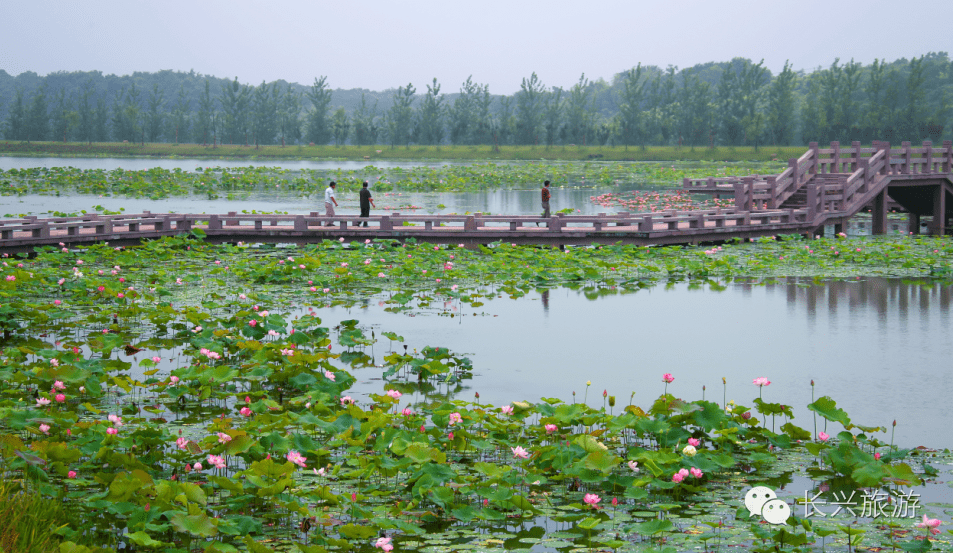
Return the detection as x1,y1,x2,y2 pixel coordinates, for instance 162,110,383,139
327,277,953,449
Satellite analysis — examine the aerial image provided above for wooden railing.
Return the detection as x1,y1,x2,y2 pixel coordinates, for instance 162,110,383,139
685,140,953,218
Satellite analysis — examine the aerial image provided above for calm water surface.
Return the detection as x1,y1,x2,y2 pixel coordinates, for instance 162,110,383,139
305,278,953,449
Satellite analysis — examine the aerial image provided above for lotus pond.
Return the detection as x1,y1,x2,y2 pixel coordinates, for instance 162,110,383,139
1,230,952,553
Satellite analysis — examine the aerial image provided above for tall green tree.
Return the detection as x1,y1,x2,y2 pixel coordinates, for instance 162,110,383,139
543,88,563,147
93,95,109,142
26,84,50,142
515,72,546,145
195,80,215,145
111,85,141,142
331,107,350,146
416,78,444,145
472,82,493,145
278,84,301,146
305,76,333,145
799,72,826,143
387,83,416,147
495,96,515,146
764,61,797,145
448,76,476,145
565,74,593,145
352,93,379,146
220,77,251,144
252,80,278,145
50,88,75,142
906,55,927,139
617,64,645,150
77,79,95,143
4,90,26,140
145,83,165,142
676,69,712,149
168,85,191,144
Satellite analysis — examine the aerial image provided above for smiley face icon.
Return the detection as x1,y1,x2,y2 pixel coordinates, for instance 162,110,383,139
744,486,777,518
761,498,791,525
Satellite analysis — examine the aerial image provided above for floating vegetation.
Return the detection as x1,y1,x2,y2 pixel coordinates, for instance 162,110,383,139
0,160,783,200
0,232,950,551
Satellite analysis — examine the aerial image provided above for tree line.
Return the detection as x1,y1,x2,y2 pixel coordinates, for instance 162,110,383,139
1,53,951,149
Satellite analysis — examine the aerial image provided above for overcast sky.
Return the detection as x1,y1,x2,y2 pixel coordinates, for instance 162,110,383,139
2,0,951,95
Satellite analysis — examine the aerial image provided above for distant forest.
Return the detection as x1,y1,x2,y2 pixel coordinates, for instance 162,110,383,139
1,53,951,149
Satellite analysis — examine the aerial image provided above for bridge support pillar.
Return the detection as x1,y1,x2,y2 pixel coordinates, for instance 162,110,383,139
908,212,921,235
929,185,946,236
872,190,888,235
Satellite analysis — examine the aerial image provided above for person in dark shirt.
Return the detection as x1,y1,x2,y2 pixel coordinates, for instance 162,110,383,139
357,181,376,227
539,180,552,227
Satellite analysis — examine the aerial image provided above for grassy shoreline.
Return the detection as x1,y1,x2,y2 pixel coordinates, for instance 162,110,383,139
0,140,807,163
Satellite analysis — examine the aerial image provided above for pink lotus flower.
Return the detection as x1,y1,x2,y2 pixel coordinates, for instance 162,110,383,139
217,432,232,444
501,405,514,415
448,412,462,425
107,414,122,427
545,424,558,434
192,462,202,471
39,423,50,435
240,407,253,417
874,452,881,460
207,454,226,469
753,377,771,387
106,427,118,435
286,450,307,468
386,389,402,399
818,431,830,441
36,397,50,407
375,537,393,552
583,493,601,506
690,467,703,478
248,319,257,327
662,373,674,383
169,375,180,385
688,438,700,447
672,472,685,483
401,408,415,416
324,370,335,381
340,396,354,406
152,356,161,363
915,515,942,535
627,460,640,472
176,437,189,449
67,470,77,479
511,446,530,459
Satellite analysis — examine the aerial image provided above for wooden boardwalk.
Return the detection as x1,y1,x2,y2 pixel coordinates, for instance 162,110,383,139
1,140,951,254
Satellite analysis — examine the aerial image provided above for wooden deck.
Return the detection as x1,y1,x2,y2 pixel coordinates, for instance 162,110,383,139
1,140,951,253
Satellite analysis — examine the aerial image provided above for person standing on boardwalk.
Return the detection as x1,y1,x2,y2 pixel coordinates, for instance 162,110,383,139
324,181,338,226
356,181,376,227
540,180,552,226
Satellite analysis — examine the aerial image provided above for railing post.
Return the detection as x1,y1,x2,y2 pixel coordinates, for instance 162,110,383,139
733,181,745,210
766,176,778,208
849,141,860,172
880,141,891,175
809,142,819,174
788,158,799,185
806,183,818,221
742,177,754,210
226,211,238,226
944,140,952,173
902,141,912,174
830,141,840,173
924,140,933,174
381,215,393,231
178,217,192,232
638,215,654,232
294,215,306,231
208,215,222,230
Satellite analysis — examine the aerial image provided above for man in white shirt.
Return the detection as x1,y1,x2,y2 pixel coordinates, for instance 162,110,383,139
324,182,339,226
